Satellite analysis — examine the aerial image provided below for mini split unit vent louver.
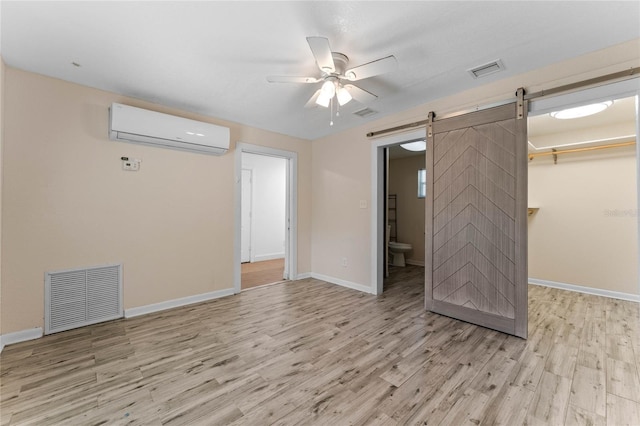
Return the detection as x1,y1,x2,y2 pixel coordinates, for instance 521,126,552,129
468,60,505,79
109,103,230,155
45,264,123,334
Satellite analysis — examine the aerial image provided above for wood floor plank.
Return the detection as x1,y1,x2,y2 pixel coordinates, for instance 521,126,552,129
1,265,639,425
525,371,572,425
439,388,491,426
606,393,640,426
565,403,606,426
481,383,534,426
569,365,607,417
606,334,637,364
606,358,640,402
509,349,546,391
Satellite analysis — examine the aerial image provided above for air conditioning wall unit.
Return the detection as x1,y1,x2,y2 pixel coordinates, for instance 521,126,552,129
109,103,230,155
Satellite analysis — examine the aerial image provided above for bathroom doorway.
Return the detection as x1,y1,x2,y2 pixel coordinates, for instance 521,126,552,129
387,144,426,268
371,129,427,294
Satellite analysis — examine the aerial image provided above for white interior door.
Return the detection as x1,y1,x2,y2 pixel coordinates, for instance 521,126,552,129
241,168,252,263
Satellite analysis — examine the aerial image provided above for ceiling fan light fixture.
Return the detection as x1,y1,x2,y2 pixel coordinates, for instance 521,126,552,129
550,101,613,119
316,92,331,108
336,86,352,106
267,37,398,123
321,80,336,98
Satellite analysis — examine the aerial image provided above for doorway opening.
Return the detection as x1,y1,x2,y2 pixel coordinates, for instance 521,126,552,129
240,153,287,289
527,82,639,300
371,129,426,294
234,143,298,293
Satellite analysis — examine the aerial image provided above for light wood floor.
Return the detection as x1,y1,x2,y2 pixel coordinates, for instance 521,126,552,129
1,265,639,425
241,259,285,290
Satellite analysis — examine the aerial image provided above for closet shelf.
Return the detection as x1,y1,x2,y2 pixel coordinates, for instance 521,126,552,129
528,140,635,164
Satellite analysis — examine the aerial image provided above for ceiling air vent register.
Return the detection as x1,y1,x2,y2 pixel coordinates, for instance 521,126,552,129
353,108,378,118
468,60,505,79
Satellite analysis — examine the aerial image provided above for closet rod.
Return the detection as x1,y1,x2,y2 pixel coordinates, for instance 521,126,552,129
366,67,640,139
528,140,636,161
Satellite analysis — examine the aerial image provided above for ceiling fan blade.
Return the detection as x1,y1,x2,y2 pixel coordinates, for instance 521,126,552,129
304,89,322,108
344,84,378,103
267,76,320,83
344,55,397,81
306,36,335,73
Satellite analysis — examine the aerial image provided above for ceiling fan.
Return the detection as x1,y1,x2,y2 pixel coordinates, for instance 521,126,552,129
267,37,397,116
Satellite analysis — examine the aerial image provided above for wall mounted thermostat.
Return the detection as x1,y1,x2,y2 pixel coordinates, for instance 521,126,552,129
121,156,141,171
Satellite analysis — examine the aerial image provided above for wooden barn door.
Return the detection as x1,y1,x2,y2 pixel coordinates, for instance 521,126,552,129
425,94,528,338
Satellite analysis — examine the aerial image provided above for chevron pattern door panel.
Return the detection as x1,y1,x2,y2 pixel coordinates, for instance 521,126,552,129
425,102,528,338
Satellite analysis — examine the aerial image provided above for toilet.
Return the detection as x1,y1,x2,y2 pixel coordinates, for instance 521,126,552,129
388,241,412,267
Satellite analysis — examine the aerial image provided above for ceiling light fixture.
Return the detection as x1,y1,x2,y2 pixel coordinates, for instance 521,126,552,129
321,80,336,98
400,140,426,152
315,92,331,108
550,101,613,119
314,78,355,126
315,80,336,108
316,78,353,108
336,86,352,106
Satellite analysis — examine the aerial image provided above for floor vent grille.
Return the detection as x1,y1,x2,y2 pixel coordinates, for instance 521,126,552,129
45,264,123,334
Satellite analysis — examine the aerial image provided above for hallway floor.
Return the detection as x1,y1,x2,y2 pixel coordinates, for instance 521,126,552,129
241,258,285,290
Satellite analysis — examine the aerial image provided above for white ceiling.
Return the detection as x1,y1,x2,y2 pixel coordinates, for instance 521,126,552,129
1,1,639,140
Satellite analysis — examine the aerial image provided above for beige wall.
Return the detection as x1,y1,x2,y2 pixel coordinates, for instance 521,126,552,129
311,39,640,290
311,125,372,284
528,146,638,295
1,67,311,334
389,155,425,264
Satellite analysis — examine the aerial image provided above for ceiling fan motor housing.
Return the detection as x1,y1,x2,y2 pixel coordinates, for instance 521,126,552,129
330,52,349,76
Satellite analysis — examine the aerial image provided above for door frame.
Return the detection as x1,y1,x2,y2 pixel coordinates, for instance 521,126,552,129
240,168,253,263
371,128,426,295
528,78,640,297
234,143,298,294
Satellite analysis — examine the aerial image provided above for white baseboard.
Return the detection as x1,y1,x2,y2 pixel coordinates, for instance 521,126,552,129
125,288,235,318
252,252,285,262
295,272,312,280
406,259,425,267
529,278,640,302
0,327,44,353
310,273,375,295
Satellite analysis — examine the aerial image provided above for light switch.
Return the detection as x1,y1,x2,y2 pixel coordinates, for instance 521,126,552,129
359,200,368,209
